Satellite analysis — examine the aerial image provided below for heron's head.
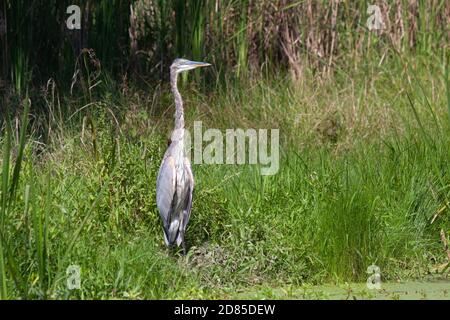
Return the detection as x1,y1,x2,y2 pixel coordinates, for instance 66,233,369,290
171,58,211,74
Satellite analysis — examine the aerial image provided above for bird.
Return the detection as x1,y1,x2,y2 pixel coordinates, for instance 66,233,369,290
156,58,211,255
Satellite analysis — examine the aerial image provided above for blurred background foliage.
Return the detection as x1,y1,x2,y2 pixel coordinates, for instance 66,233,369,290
0,0,448,96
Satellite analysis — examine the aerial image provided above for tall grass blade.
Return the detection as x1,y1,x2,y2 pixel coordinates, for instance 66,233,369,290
9,98,30,201
446,55,450,122
31,177,49,298
0,122,11,299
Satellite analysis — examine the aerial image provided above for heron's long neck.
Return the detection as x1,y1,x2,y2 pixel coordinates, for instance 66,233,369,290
170,71,184,130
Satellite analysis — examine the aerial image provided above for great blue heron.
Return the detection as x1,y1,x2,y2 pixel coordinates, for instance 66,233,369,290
156,58,211,254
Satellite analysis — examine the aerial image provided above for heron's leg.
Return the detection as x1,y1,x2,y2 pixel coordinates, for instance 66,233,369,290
182,239,187,255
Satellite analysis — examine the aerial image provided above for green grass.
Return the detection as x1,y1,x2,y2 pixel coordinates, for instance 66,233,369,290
1,50,450,299
0,0,449,300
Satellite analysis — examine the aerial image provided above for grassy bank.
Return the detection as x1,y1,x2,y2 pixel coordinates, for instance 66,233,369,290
1,52,450,299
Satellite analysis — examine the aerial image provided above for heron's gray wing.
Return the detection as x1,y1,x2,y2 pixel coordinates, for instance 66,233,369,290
156,155,176,228
182,157,194,230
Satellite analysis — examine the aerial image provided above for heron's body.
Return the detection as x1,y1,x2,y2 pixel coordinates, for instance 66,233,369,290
156,135,193,249
156,59,210,254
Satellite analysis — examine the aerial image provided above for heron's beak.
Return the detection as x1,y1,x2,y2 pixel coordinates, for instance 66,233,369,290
185,60,211,68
